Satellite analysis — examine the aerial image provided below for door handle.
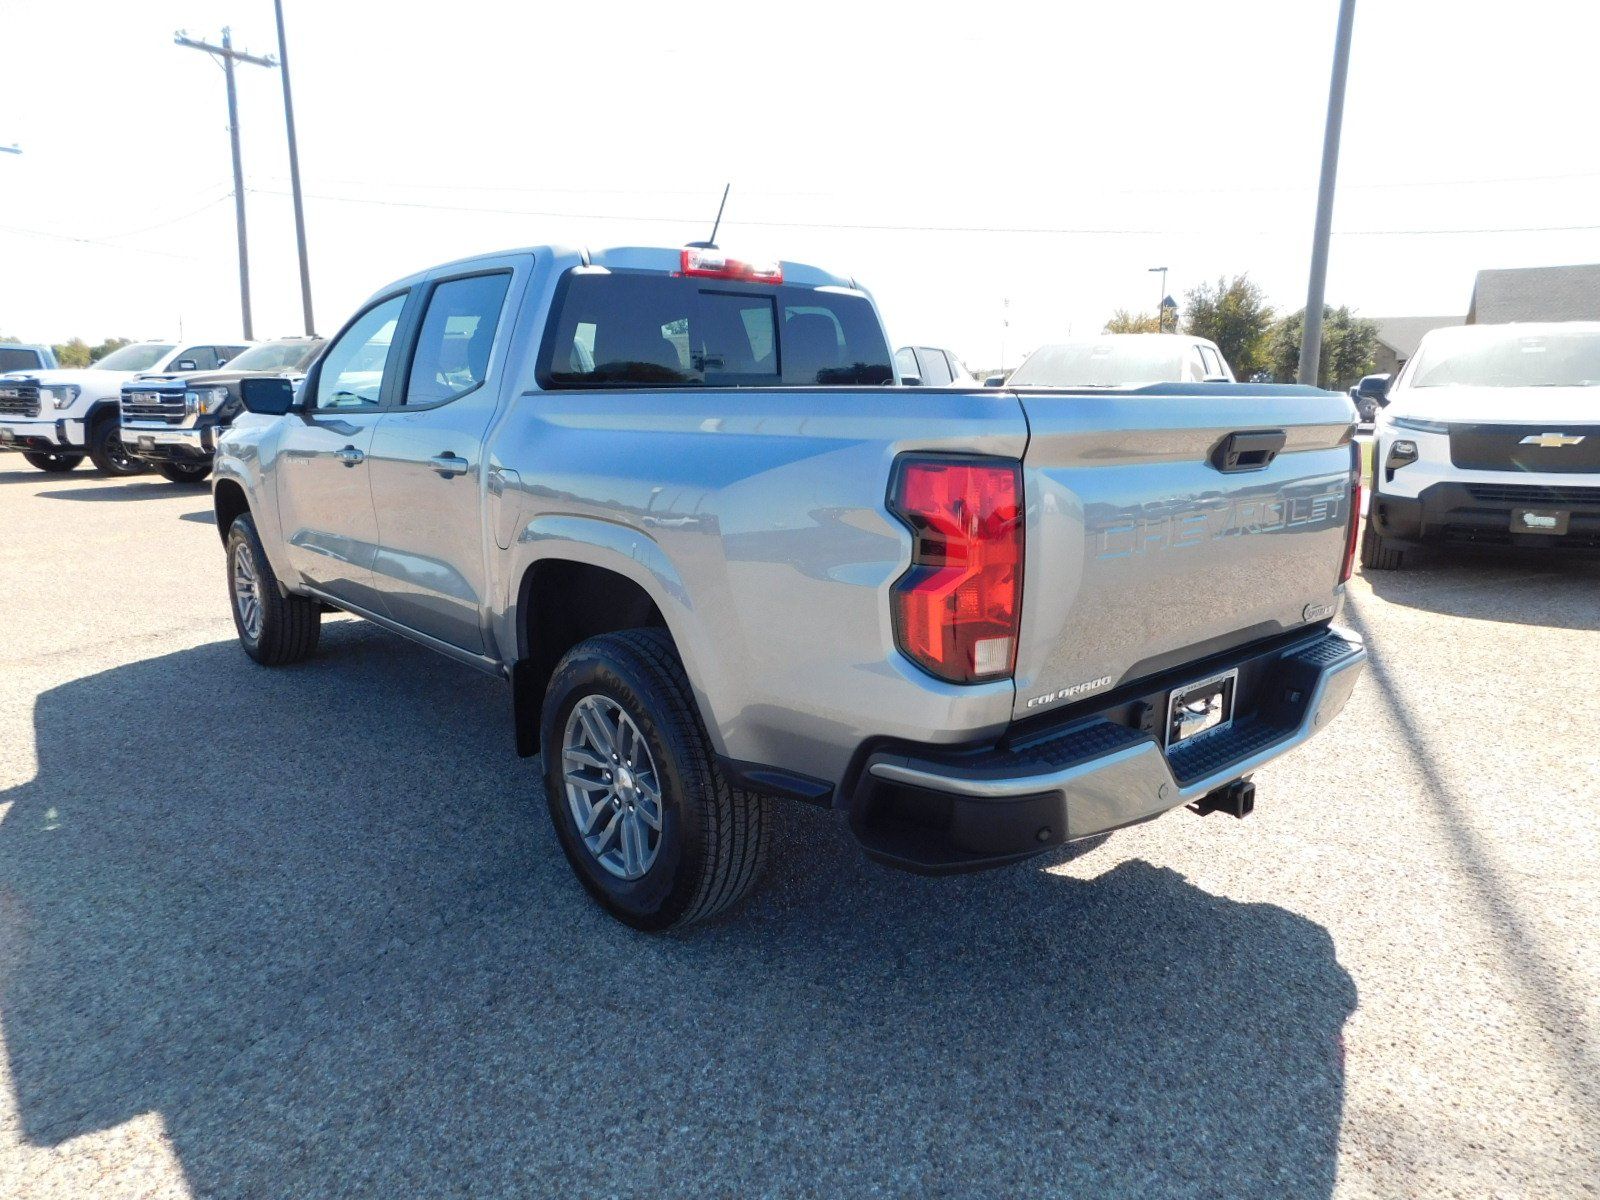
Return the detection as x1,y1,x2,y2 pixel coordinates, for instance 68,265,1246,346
430,452,470,478
335,445,365,467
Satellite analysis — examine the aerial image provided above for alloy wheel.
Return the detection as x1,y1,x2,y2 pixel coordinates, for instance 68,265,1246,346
561,695,664,880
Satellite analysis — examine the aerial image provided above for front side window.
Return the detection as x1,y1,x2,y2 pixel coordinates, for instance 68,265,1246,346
227,340,320,373
540,271,892,388
406,273,512,405
316,294,407,409
172,346,223,371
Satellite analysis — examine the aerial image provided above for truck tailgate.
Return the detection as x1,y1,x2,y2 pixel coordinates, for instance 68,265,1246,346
1010,384,1357,721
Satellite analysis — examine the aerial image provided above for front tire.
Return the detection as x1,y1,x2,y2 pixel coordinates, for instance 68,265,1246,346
1359,519,1404,571
87,416,149,476
226,513,321,665
156,460,213,484
541,629,770,930
22,450,84,473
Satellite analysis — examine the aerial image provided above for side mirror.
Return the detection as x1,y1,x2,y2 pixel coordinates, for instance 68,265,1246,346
239,376,297,416
983,374,1006,388
174,360,197,371
899,374,924,388
1376,393,1391,408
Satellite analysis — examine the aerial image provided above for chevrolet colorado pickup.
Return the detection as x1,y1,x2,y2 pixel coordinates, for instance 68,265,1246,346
121,337,324,483
214,244,1366,929
1364,321,1600,568
0,339,250,474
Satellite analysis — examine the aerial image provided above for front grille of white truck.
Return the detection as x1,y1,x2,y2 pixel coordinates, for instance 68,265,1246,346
0,383,40,418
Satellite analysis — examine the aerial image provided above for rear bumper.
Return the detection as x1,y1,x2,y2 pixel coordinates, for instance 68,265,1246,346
849,625,1365,874
0,417,87,452
1373,481,1600,550
121,423,217,463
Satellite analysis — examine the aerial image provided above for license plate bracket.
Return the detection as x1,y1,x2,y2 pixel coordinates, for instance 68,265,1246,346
1166,669,1239,748
138,436,156,451
1512,508,1569,535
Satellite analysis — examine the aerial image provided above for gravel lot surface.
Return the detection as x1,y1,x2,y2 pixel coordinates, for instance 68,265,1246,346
2,464,1597,1198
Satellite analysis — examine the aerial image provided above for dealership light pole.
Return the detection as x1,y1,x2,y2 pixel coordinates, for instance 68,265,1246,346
175,27,277,341
273,0,315,336
1298,0,1358,386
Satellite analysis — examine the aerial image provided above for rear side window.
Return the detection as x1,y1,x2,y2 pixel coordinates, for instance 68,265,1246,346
0,348,41,372
539,271,893,388
918,348,954,386
405,272,512,405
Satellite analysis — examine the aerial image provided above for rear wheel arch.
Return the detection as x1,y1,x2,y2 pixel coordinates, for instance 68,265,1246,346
514,558,674,756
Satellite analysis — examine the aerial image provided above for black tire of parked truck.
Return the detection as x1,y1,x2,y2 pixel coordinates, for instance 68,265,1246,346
22,450,84,472
541,628,770,931
87,414,149,476
225,513,322,665
1359,519,1404,571
156,461,213,484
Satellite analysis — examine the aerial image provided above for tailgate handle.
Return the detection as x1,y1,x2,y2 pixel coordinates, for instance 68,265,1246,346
1212,429,1286,473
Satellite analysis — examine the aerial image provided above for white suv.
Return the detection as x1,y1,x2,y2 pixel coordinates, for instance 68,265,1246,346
0,340,249,474
1363,321,1600,569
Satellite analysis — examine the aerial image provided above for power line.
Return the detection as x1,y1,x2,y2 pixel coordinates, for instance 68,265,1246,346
0,223,195,260
247,187,1600,239
92,190,234,241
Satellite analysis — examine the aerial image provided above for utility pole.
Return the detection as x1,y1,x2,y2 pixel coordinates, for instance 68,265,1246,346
273,0,315,335
175,27,276,341
1148,266,1167,331
1298,0,1358,387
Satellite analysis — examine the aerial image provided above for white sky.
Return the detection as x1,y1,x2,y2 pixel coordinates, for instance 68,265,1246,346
4,0,1600,368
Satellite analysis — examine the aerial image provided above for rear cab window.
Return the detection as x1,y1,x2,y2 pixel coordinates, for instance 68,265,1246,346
538,270,893,388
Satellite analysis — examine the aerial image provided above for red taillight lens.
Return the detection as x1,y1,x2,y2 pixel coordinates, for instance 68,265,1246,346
677,247,783,284
1341,478,1362,583
888,456,1023,683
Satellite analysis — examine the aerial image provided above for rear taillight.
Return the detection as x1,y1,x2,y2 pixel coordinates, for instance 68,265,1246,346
1341,478,1362,583
677,247,783,284
888,455,1023,683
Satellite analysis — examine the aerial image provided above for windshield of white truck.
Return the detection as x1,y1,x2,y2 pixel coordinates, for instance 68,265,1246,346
1407,327,1600,388
539,271,893,388
1007,339,1190,387
91,344,175,372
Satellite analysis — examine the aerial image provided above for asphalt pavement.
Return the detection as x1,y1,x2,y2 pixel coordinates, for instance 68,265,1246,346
1,464,1597,1198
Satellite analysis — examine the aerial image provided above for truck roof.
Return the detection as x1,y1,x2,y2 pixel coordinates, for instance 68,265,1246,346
371,245,859,301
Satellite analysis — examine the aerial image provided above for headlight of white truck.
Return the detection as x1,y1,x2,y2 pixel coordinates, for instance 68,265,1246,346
43,384,81,408
1386,414,1449,434
185,386,230,415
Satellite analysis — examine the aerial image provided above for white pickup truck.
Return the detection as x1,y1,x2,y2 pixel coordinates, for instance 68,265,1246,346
1364,321,1600,568
0,339,249,474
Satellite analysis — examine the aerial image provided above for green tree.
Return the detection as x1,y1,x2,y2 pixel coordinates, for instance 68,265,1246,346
1103,309,1162,334
1265,306,1378,390
1182,275,1274,379
50,336,132,368
52,338,93,368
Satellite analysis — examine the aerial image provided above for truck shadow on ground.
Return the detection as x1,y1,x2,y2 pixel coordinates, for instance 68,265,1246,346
0,623,1355,1198
36,481,202,503
1357,544,1600,631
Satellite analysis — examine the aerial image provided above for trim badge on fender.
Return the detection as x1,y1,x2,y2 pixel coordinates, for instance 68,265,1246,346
1519,432,1585,448
1026,674,1114,710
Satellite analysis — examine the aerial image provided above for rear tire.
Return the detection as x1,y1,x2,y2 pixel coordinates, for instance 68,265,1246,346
87,415,148,476
226,512,321,665
156,461,213,484
22,450,84,473
541,628,770,930
1359,520,1404,571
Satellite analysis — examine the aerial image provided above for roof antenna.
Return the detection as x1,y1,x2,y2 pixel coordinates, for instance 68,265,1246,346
687,183,731,249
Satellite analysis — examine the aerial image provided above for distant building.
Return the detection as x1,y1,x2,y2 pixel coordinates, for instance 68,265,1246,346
1466,263,1600,324
1369,315,1463,376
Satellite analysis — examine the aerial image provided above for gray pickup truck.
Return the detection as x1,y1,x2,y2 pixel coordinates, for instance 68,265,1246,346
214,244,1366,929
